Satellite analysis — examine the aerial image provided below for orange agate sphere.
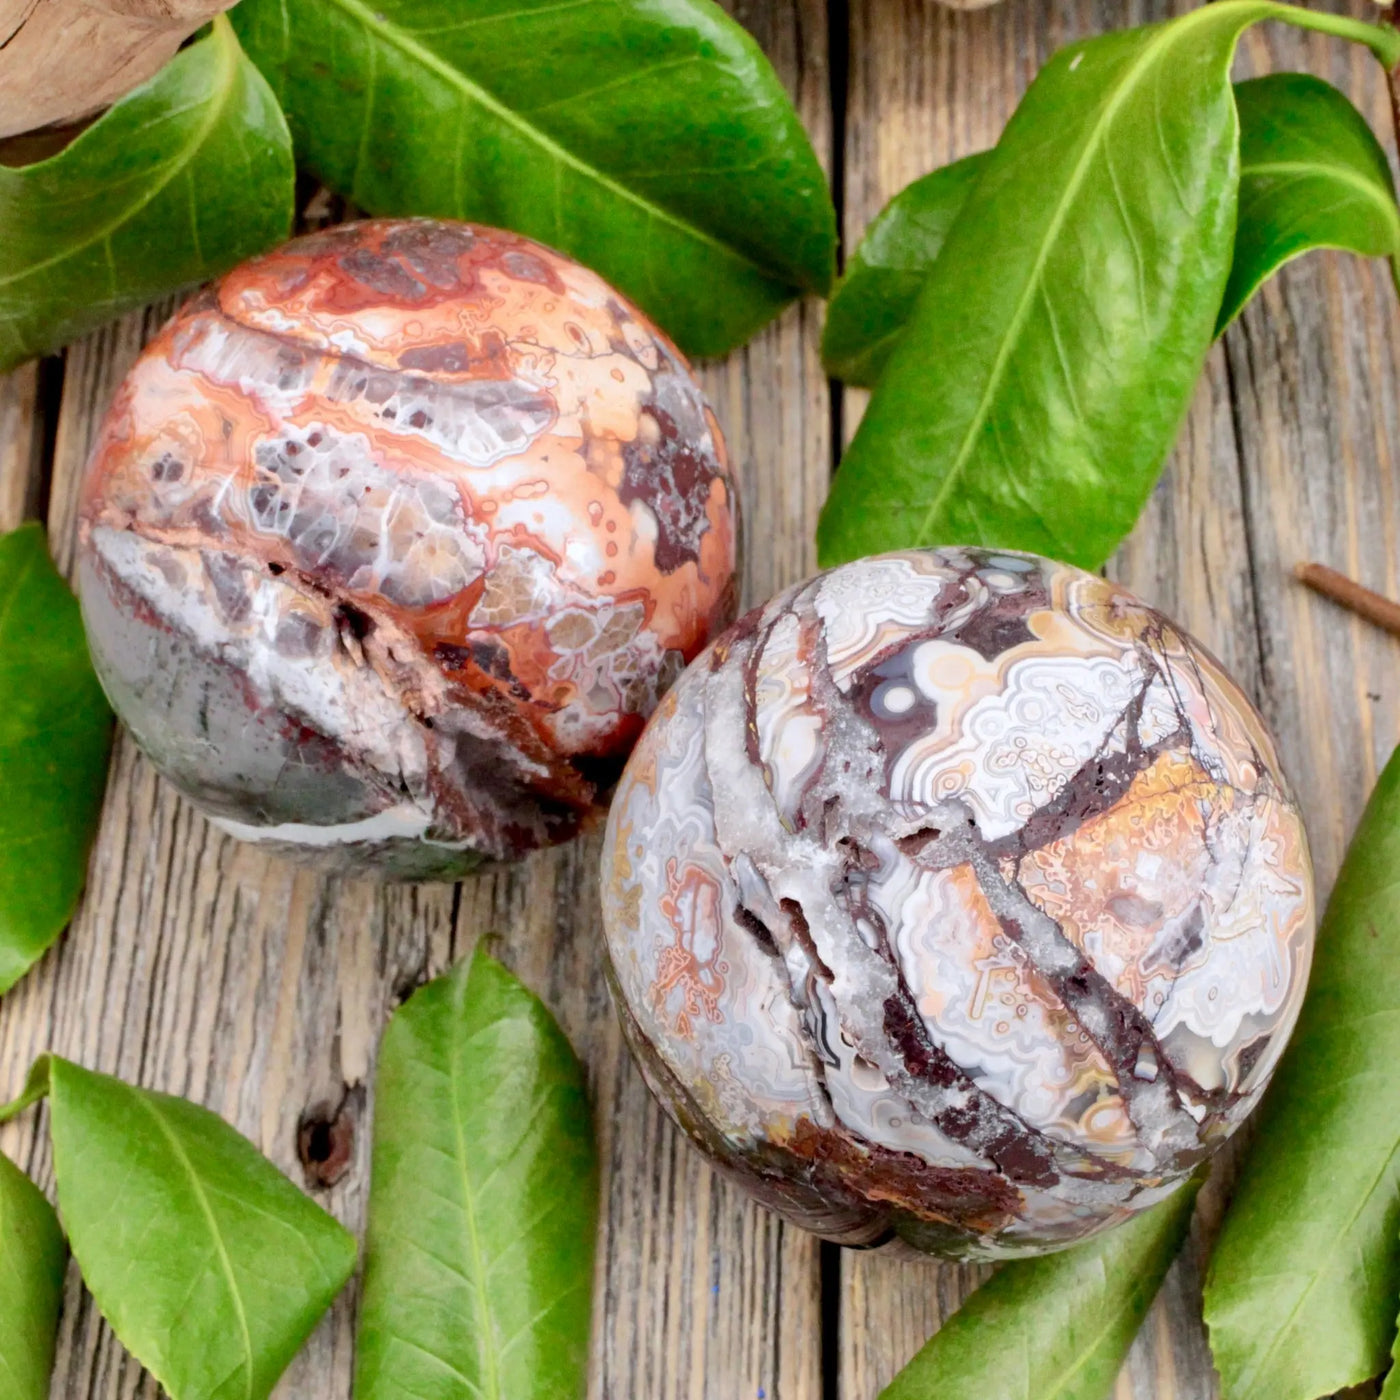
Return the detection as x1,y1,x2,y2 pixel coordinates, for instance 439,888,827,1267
77,219,738,877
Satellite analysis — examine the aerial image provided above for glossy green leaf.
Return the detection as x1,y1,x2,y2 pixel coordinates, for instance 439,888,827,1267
355,949,597,1400
231,0,835,358
0,15,294,372
823,76,1400,387
1219,72,1400,331
0,523,112,996
881,1179,1199,1400
1383,1328,1400,1400
821,151,989,387
0,1152,67,1400
816,1,1400,572
45,1056,357,1400
1203,744,1400,1400
0,1058,53,1126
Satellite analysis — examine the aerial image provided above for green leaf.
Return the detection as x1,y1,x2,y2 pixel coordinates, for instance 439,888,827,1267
230,0,835,358
0,15,294,372
0,1152,67,1400
1203,743,1400,1400
1384,1329,1400,1400
0,524,112,996
880,1179,1200,1400
46,1056,357,1400
822,151,989,387
1218,72,1400,332
816,1,1400,573
823,77,1400,387
355,949,598,1400
0,1057,53,1125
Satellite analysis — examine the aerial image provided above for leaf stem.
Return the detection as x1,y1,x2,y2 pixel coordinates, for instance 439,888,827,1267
0,1057,51,1124
1265,1,1400,67
1295,561,1400,639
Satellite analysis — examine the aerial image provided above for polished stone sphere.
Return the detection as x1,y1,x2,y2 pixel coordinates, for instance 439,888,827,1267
77,219,738,877
599,547,1313,1258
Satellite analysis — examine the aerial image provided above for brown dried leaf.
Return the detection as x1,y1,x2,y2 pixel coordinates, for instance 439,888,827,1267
0,0,233,140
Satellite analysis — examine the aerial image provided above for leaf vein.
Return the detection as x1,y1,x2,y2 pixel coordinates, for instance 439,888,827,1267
325,0,790,288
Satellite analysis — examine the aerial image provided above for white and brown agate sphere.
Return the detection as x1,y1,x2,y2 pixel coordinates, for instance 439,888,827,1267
77,219,738,877
600,548,1314,1258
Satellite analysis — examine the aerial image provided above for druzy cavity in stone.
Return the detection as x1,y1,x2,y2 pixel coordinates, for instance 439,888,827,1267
77,219,738,877
600,548,1314,1258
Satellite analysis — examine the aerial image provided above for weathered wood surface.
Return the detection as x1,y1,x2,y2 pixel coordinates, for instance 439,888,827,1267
2,0,1400,1395
838,1,1400,1396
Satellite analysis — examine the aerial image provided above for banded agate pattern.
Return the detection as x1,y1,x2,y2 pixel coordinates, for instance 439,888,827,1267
600,548,1313,1257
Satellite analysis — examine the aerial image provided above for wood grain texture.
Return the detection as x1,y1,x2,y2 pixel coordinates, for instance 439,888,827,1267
5,0,1400,1396
0,362,44,532
836,0,1400,1395
0,1,830,1397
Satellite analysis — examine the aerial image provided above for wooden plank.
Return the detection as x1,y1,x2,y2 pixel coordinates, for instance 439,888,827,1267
1227,6,1400,889
835,0,1016,1381
1103,348,1263,1400
0,361,44,532
835,0,1242,1390
835,0,1400,1395
584,0,836,1351
0,1,831,1396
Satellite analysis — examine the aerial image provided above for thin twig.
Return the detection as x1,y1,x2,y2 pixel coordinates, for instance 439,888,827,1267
1295,562,1400,640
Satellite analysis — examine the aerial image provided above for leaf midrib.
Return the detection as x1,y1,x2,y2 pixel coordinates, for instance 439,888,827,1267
0,1167,30,1394
1040,1264,1142,1400
1240,156,1400,245
448,982,503,1400
0,540,40,651
320,0,793,290
912,3,1251,546
1218,1124,1400,1396
134,1089,256,1400
0,18,240,297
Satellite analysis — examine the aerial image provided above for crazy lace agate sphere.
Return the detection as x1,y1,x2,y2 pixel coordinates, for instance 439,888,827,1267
600,548,1314,1258
77,219,737,877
